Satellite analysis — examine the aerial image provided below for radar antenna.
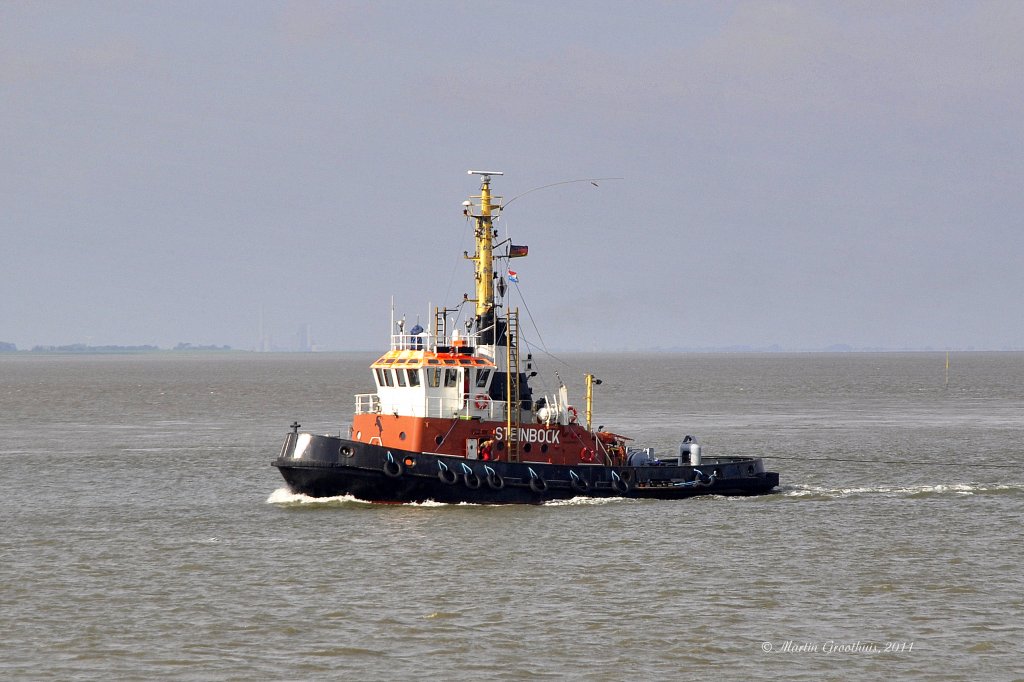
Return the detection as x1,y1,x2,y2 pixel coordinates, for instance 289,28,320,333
468,170,504,181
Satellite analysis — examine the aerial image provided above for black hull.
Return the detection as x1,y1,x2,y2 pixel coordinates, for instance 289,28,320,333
273,433,779,504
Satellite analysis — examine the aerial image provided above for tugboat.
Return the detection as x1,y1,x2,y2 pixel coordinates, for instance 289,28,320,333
272,171,779,503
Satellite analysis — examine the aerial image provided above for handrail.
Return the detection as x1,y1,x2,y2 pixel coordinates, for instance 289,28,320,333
354,393,380,414
390,333,433,351
358,391,514,419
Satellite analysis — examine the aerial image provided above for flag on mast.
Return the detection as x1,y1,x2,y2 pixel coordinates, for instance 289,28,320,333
508,271,519,283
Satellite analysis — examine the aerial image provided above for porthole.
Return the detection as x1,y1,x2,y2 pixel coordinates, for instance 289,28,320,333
399,431,407,441
355,431,362,440
340,445,353,457
523,443,532,453
435,436,443,446
540,444,548,454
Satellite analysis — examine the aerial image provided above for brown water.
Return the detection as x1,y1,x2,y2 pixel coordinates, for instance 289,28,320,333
2,352,1022,679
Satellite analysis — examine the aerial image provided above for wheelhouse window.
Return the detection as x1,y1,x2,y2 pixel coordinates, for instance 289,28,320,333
374,368,386,387
406,368,421,387
426,368,441,387
475,369,491,388
381,368,394,387
395,369,407,387
444,368,458,387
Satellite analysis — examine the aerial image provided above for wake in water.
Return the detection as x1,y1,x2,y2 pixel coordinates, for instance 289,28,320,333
266,487,460,507
543,496,634,507
266,487,631,508
268,483,1024,507
265,487,510,508
266,487,370,506
779,482,1024,500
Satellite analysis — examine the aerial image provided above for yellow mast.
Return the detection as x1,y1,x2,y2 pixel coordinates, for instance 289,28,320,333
476,176,495,317
465,170,502,317
585,373,602,430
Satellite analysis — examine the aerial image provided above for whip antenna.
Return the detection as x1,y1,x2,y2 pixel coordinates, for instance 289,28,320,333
501,177,623,209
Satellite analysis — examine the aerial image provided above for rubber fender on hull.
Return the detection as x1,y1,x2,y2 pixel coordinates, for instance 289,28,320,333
527,467,548,494
438,460,458,485
484,465,504,490
383,451,403,478
460,462,481,489
570,470,589,493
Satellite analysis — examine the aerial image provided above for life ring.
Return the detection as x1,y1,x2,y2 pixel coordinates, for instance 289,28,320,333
579,447,595,464
567,406,578,423
438,461,458,485
474,394,490,410
383,451,403,478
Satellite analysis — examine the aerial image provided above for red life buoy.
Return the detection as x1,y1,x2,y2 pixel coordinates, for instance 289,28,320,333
580,447,594,463
474,394,490,410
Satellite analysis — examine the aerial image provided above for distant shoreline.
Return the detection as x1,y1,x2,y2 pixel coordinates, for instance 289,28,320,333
0,343,235,354
2,345,1021,355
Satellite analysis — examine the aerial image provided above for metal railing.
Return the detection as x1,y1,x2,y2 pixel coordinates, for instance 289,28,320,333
426,394,510,419
355,394,380,414
356,391,525,421
390,333,432,351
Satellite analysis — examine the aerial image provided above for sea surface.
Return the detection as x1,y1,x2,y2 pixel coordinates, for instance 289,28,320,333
2,351,1022,680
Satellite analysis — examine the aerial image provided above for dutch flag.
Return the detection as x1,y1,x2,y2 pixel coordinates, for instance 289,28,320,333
508,271,519,283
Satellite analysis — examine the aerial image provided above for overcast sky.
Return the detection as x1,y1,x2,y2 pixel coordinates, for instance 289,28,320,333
2,1,1022,351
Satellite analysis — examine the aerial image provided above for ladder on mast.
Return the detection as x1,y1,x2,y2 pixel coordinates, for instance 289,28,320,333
434,307,447,349
506,308,521,463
